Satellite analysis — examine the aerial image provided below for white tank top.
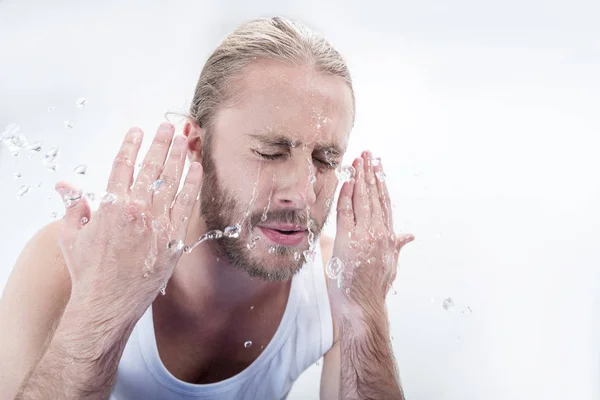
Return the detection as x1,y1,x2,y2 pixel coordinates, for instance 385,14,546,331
110,244,333,400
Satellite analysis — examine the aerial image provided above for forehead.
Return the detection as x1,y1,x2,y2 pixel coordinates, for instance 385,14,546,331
215,58,354,147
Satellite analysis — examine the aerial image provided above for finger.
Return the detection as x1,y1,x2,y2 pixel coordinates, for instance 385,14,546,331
374,158,393,228
106,127,144,197
132,122,175,203
363,151,384,226
352,157,370,225
396,234,415,253
55,181,91,249
170,162,203,237
336,177,356,235
153,135,188,218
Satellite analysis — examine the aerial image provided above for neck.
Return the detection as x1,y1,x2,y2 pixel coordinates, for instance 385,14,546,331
157,201,290,321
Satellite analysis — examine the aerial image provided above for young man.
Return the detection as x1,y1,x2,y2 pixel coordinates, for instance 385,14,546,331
0,17,414,399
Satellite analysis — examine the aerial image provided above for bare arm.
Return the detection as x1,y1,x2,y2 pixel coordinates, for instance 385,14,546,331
15,290,135,399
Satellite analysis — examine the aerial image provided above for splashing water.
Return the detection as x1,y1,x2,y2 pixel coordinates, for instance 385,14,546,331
442,297,454,310
64,121,74,129
100,192,117,204
17,185,29,197
326,257,344,279
461,306,473,315
63,190,82,207
14,172,22,179
335,165,355,183
76,98,88,108
244,341,253,348
247,235,261,250
159,283,167,296
1,123,28,155
27,141,43,152
371,157,381,167
375,171,386,182
224,225,241,238
150,179,163,192
43,147,59,171
167,239,185,252
183,229,223,253
85,192,96,202
74,164,87,175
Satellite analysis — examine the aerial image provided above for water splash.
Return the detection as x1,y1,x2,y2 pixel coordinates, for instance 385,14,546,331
27,141,42,152
326,257,344,279
150,179,163,192
261,176,275,222
167,239,185,252
244,341,252,348
63,190,82,207
17,185,29,197
76,98,88,108
43,147,59,171
64,121,74,129
159,283,167,296
74,164,87,175
1,123,27,155
14,172,22,179
335,165,355,183
375,171,386,182
442,297,454,311
183,229,223,253
100,192,117,204
247,235,261,250
224,225,241,238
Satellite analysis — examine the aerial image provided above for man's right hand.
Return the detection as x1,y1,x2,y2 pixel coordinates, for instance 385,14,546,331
54,122,202,330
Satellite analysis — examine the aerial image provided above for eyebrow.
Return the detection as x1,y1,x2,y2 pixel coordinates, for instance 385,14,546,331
248,133,344,156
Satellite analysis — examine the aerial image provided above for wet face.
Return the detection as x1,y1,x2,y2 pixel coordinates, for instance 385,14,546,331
196,59,354,281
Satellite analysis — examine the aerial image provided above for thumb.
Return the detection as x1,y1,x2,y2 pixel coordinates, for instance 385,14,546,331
55,181,91,248
395,233,415,253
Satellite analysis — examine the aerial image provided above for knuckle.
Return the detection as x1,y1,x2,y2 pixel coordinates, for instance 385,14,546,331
160,173,178,188
175,191,192,208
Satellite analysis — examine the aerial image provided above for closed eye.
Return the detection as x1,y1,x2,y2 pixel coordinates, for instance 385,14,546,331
255,151,286,160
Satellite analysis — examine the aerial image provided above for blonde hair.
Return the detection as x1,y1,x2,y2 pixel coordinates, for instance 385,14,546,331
189,16,355,132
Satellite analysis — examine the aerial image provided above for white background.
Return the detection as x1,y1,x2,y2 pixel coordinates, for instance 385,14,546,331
1,1,600,399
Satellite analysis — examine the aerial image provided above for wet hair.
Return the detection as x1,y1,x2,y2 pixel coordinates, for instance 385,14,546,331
188,16,355,133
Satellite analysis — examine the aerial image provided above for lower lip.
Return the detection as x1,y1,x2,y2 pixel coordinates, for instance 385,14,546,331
258,227,307,246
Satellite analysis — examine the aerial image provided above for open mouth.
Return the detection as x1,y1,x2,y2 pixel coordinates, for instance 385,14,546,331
258,226,308,246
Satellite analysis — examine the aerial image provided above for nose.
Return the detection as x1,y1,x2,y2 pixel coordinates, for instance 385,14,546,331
272,161,317,209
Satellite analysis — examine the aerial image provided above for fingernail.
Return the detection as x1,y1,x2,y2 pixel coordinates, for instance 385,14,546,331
159,122,173,130
190,161,201,172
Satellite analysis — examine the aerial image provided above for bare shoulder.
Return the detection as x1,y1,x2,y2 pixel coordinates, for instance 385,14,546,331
0,219,72,395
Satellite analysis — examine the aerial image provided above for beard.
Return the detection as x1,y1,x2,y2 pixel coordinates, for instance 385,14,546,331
199,140,331,281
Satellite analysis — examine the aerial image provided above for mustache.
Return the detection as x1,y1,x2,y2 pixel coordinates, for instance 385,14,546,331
249,209,321,231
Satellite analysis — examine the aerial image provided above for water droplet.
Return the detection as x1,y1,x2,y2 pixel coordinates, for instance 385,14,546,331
64,121,74,129
167,239,184,252
390,335,394,341
17,185,29,197
27,141,42,152
81,216,89,224
371,157,381,167
293,252,301,261
368,227,375,236
203,230,223,241
345,287,350,294
76,98,87,108
375,171,386,182
461,306,473,315
325,198,332,207
74,164,87,175
290,140,297,148
100,192,117,204
326,257,344,279
316,361,320,366
244,341,252,348
43,147,59,171
268,245,277,255
63,190,82,207
442,297,454,311
47,106,55,112
14,172,22,179
150,179,163,192
335,165,356,183
303,249,316,263
50,212,58,219
247,235,261,249
84,192,95,202
1,123,28,155
224,225,241,238
37,182,42,188
160,283,167,295
367,257,376,264
250,306,254,310
309,174,316,184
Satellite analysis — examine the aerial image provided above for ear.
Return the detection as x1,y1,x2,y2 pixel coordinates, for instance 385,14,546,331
183,118,206,163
